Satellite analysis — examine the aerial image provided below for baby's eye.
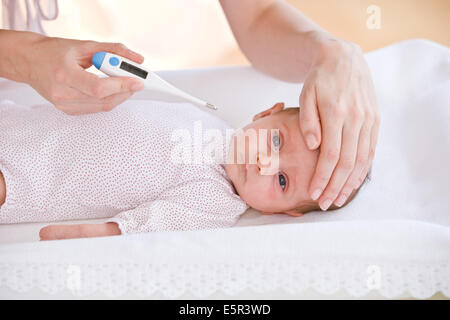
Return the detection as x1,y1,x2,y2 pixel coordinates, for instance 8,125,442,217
278,173,286,190
272,133,280,150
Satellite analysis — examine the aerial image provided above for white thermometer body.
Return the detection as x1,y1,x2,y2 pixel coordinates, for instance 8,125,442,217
91,52,217,110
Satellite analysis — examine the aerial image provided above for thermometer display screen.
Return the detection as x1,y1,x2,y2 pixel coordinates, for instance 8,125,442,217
119,61,148,79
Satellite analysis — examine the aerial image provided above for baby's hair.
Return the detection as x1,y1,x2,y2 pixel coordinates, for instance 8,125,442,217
292,167,372,214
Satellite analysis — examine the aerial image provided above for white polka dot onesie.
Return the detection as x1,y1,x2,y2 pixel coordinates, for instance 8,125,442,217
0,99,248,234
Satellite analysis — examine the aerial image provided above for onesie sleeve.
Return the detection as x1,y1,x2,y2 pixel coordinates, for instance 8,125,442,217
105,179,248,235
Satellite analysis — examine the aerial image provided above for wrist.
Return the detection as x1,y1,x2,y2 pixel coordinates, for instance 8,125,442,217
309,31,362,68
104,222,121,236
0,30,45,83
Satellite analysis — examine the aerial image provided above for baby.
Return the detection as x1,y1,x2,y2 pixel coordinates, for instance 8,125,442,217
0,99,364,240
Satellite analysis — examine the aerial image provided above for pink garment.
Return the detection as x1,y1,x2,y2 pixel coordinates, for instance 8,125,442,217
0,99,248,234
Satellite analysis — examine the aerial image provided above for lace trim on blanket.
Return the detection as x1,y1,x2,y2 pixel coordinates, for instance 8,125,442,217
1,260,448,298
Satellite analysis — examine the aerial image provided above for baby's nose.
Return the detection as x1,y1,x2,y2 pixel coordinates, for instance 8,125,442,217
257,152,270,167
257,152,279,175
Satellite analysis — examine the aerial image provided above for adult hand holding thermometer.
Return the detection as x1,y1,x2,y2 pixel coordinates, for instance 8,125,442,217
92,52,217,110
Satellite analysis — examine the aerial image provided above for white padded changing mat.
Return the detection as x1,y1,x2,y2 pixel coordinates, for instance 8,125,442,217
0,39,449,299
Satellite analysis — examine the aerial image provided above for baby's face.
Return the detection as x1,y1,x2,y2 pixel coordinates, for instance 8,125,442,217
225,103,319,216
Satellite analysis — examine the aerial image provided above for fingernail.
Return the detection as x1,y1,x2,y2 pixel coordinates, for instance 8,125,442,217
311,188,322,200
335,194,347,207
320,199,332,211
306,134,317,149
131,81,144,91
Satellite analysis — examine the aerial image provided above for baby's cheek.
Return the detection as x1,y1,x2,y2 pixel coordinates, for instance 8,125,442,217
243,180,276,210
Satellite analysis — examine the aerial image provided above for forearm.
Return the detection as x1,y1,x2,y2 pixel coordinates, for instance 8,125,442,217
223,1,345,82
39,222,121,241
0,29,44,82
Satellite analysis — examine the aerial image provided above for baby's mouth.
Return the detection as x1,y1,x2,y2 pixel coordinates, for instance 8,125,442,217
241,163,248,183
244,163,259,181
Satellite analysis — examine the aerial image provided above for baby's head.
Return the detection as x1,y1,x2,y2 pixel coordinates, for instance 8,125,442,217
225,102,368,217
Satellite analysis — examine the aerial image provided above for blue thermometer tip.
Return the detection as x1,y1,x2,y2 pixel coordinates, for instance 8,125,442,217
92,52,106,69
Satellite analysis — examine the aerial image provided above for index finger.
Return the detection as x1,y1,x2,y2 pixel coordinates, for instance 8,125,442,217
309,116,344,201
87,41,144,65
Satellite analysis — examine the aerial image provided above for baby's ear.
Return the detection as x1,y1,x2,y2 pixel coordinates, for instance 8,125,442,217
283,211,304,217
252,102,285,121
261,210,303,217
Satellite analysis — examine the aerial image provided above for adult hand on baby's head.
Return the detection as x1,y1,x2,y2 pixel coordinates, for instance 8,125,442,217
298,38,380,211
17,31,144,115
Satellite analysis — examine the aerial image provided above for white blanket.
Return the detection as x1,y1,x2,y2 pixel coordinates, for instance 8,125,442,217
0,39,449,299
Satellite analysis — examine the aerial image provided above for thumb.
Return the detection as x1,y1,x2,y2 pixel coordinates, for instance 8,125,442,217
299,84,322,150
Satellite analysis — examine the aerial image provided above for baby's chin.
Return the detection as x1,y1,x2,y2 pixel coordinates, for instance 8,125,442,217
224,164,267,210
225,163,242,192
225,163,254,203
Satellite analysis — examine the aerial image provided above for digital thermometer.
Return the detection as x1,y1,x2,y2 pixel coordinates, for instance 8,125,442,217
92,52,217,110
